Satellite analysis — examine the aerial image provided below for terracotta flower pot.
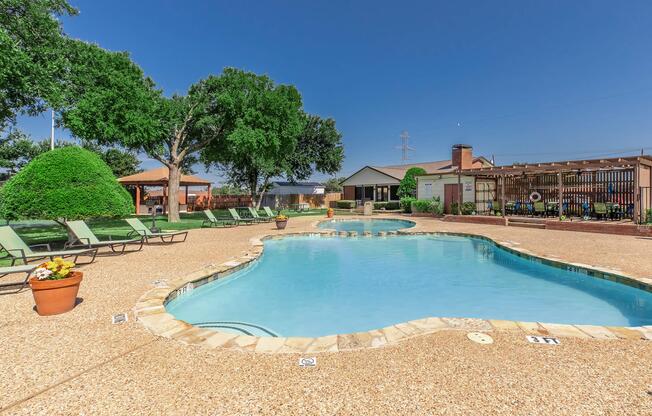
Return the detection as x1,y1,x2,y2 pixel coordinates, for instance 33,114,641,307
29,271,83,316
275,219,288,230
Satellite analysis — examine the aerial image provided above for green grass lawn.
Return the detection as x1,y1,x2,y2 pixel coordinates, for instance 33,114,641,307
3,208,328,250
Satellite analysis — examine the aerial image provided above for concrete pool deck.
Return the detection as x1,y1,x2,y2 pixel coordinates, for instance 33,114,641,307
2,215,652,414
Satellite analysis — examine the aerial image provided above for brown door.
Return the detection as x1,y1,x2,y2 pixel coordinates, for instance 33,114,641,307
444,184,460,214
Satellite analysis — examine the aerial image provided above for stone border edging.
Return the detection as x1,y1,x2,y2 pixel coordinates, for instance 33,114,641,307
134,226,652,354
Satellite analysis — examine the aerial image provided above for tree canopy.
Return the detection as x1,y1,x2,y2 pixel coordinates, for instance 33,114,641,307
0,130,141,179
397,167,426,198
0,146,133,221
200,68,344,207
0,0,77,129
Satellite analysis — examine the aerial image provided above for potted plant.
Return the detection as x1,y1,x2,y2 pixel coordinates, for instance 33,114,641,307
327,207,334,218
29,258,82,316
275,214,288,230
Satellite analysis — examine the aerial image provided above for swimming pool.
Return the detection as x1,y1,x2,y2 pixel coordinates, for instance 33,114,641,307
318,218,414,234
166,235,652,337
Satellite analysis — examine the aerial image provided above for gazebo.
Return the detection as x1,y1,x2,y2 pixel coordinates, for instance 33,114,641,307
118,167,212,214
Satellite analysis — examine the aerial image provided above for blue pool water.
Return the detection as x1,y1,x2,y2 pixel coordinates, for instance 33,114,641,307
318,219,414,234
166,235,652,337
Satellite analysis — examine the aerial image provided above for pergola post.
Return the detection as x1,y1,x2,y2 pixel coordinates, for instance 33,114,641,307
558,170,564,220
162,184,167,214
457,168,462,215
207,184,212,208
135,185,141,214
500,175,505,218
634,162,640,224
185,185,189,212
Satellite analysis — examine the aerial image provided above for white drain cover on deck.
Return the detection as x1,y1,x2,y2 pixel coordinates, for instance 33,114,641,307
467,332,494,344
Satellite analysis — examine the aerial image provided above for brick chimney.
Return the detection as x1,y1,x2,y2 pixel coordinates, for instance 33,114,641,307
451,144,473,170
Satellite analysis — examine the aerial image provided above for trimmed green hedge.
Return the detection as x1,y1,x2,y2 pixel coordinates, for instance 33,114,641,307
373,201,401,210
450,201,476,215
400,196,416,213
0,146,133,221
336,200,356,209
410,197,444,215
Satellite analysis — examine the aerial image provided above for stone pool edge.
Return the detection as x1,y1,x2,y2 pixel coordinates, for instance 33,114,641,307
133,230,652,354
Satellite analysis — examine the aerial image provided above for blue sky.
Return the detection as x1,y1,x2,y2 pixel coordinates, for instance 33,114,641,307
16,0,652,183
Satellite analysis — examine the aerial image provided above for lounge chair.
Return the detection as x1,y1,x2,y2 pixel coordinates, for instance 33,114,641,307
248,207,272,223
0,264,36,293
228,208,256,225
65,221,143,254
0,226,98,265
593,202,608,220
201,210,237,228
533,201,546,217
263,206,277,219
125,218,188,243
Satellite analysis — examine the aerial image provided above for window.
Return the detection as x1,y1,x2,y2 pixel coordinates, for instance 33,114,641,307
389,185,399,200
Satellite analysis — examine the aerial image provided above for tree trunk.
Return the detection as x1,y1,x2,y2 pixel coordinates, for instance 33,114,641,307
167,164,181,222
255,177,270,209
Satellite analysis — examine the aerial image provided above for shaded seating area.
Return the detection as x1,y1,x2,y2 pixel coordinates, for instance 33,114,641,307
118,167,212,215
0,226,99,265
65,221,144,254
465,156,652,223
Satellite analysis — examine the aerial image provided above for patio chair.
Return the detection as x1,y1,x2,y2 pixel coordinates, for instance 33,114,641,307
201,210,236,228
64,221,143,254
125,218,188,243
0,226,98,266
593,202,608,220
533,201,546,217
248,207,272,223
0,264,36,294
262,206,277,219
228,208,256,225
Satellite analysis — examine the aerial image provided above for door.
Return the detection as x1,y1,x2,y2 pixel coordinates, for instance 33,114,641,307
444,183,460,214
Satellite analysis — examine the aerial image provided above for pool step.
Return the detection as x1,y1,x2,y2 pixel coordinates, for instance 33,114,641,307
507,218,547,229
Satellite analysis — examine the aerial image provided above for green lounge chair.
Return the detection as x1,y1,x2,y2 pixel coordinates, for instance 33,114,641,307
201,210,237,228
263,206,277,219
0,264,36,293
228,208,256,225
125,218,188,243
248,207,272,223
593,202,608,220
534,201,546,217
0,226,98,266
65,221,143,254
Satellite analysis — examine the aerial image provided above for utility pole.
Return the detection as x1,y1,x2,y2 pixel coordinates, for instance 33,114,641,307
397,130,414,163
50,109,55,150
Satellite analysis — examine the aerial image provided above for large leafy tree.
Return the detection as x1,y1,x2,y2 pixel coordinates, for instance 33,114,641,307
0,129,42,179
0,146,133,223
397,167,426,198
61,46,223,222
0,0,77,129
199,68,304,207
200,69,344,207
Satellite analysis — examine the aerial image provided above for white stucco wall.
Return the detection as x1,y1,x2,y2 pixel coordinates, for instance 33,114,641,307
416,174,475,202
341,167,400,186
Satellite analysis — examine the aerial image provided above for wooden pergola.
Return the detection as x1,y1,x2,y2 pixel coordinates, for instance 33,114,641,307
118,167,212,214
459,156,652,223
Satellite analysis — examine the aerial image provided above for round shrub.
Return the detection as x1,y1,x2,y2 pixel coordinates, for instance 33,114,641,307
400,196,417,213
0,146,134,221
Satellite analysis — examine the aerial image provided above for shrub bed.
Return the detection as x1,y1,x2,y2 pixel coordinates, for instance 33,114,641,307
400,197,417,213
336,200,356,209
450,201,476,215
373,201,401,210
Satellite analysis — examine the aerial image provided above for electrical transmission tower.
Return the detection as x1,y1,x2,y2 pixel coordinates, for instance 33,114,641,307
397,130,414,163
